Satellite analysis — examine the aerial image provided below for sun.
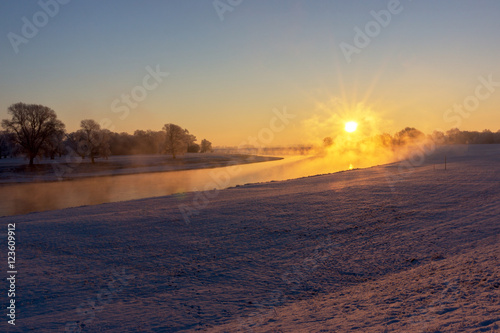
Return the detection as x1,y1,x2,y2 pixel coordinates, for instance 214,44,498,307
345,121,358,133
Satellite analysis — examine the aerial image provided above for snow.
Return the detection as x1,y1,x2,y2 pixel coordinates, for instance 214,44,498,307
0,144,499,332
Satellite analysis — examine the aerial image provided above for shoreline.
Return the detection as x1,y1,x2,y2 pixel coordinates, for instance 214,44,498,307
0,153,283,185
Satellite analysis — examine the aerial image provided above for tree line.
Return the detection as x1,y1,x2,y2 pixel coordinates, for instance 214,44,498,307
1,103,212,165
323,127,500,149
2,103,499,166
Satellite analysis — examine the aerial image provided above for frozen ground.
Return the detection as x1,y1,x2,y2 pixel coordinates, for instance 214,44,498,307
0,154,281,183
1,144,499,332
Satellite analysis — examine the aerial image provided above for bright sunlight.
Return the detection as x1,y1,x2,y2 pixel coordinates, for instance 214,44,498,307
345,121,358,133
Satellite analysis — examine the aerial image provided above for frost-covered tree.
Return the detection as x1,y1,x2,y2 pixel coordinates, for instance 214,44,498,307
394,127,425,145
163,123,189,158
0,131,17,158
78,119,110,163
1,103,65,165
200,139,213,153
44,128,66,159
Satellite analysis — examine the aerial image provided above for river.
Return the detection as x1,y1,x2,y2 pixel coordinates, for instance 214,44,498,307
2,155,355,216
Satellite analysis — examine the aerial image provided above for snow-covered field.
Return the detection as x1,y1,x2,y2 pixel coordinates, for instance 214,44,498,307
1,144,499,332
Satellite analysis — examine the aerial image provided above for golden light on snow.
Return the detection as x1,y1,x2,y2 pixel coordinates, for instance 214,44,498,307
345,121,358,133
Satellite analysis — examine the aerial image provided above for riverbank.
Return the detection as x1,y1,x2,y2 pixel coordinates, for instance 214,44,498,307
0,144,498,332
0,153,282,184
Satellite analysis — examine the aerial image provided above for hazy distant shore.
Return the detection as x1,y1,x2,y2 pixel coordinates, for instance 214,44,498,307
0,153,283,184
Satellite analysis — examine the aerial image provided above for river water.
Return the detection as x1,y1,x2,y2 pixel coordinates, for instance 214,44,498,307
2,155,353,216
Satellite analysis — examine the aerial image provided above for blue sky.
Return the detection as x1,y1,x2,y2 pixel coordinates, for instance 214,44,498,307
1,0,500,145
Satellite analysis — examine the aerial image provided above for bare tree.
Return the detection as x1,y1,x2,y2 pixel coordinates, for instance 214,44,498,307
133,130,167,154
78,119,110,163
44,128,66,159
65,131,87,159
107,132,134,155
445,128,464,144
323,137,333,148
1,103,65,165
186,131,200,153
394,127,425,145
99,129,111,160
163,123,188,158
200,139,213,153
430,130,445,144
0,131,17,158
188,143,200,153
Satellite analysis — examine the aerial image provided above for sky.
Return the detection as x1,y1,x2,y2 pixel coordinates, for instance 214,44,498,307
1,0,500,146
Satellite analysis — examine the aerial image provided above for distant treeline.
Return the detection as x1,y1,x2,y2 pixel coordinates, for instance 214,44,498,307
213,146,312,155
0,103,212,164
323,127,500,149
1,103,499,165
430,128,500,145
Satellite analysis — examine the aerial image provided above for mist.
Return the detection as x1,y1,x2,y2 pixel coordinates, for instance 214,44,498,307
1,133,432,216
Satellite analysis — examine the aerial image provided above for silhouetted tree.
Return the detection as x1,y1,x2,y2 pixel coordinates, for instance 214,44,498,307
323,137,333,147
430,130,445,144
108,132,135,155
99,129,112,160
445,128,465,144
78,119,110,163
0,131,16,158
187,143,200,153
200,139,213,153
374,133,394,147
477,130,495,144
133,130,166,154
429,128,500,145
1,103,65,165
65,131,86,159
163,123,189,158
44,128,66,159
394,127,425,145
185,132,200,153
